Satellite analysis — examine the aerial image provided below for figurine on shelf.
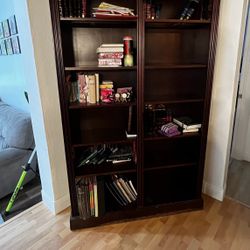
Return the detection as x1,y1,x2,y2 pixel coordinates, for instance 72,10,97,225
115,87,133,102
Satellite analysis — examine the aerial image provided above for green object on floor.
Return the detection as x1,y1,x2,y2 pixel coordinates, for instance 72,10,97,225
5,170,28,214
4,148,37,215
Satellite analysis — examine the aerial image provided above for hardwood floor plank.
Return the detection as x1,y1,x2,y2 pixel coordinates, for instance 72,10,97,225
0,196,250,250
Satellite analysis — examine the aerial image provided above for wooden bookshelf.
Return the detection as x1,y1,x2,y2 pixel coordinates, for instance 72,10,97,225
50,0,220,230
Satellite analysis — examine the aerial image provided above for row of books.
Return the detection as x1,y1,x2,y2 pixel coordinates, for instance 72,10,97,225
97,44,124,67
76,176,105,220
59,1,136,19
105,175,137,206
77,144,134,168
76,175,137,220
68,73,100,104
68,73,134,104
59,0,86,18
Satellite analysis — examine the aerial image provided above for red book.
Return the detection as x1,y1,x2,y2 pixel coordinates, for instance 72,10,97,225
82,0,87,17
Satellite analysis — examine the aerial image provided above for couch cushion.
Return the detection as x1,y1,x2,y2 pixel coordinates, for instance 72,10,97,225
0,101,34,150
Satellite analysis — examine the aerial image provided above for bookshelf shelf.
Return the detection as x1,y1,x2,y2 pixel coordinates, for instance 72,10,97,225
145,19,211,28
144,162,197,172
71,199,203,229
69,101,136,109
71,129,136,147
75,162,137,177
60,17,138,27
145,64,207,70
144,98,204,105
50,0,220,230
144,132,200,142
65,66,137,72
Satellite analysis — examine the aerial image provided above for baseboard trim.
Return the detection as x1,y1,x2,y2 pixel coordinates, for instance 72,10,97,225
41,190,70,214
202,181,225,201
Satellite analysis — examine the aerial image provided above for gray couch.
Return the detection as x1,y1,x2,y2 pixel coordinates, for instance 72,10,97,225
0,100,35,199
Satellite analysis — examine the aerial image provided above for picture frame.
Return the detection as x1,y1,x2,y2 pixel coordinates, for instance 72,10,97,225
5,38,13,55
8,15,18,35
0,22,4,39
2,20,10,38
0,40,7,55
11,36,21,54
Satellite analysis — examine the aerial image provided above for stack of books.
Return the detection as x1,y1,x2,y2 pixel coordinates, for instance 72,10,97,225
68,73,100,104
76,176,105,220
105,175,137,206
97,44,124,67
92,2,136,19
173,116,202,133
99,80,114,103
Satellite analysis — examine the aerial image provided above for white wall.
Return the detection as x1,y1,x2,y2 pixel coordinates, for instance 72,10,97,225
23,0,70,213
0,0,29,112
0,0,69,214
203,0,249,200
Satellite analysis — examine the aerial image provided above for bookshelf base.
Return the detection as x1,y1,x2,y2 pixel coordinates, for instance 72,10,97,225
70,198,203,230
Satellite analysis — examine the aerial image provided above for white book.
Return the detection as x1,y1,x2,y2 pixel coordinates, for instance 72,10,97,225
119,178,136,201
95,73,100,103
93,177,98,217
128,180,137,196
183,128,199,133
114,178,132,203
100,43,124,48
97,47,124,53
87,75,96,104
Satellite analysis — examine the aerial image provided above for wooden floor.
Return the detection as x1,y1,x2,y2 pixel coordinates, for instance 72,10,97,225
0,196,250,250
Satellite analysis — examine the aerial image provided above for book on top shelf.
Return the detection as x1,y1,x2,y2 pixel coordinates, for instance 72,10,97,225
173,116,202,130
92,2,136,19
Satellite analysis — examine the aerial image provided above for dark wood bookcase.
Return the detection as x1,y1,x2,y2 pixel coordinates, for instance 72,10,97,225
49,0,220,230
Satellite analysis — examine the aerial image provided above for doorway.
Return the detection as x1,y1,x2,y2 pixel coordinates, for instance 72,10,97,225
226,4,250,207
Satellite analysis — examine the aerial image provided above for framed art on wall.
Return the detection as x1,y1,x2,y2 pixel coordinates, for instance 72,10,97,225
2,20,10,38
0,22,4,39
5,38,13,55
11,36,21,54
8,15,18,35
0,40,7,55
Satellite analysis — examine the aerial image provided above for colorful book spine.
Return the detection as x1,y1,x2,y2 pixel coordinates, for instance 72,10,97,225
95,73,100,103
87,75,97,104
58,0,63,17
78,73,88,103
98,52,124,59
98,58,122,66
93,177,98,217
82,0,87,18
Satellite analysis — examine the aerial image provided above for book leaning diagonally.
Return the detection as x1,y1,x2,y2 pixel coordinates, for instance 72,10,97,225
95,73,99,103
